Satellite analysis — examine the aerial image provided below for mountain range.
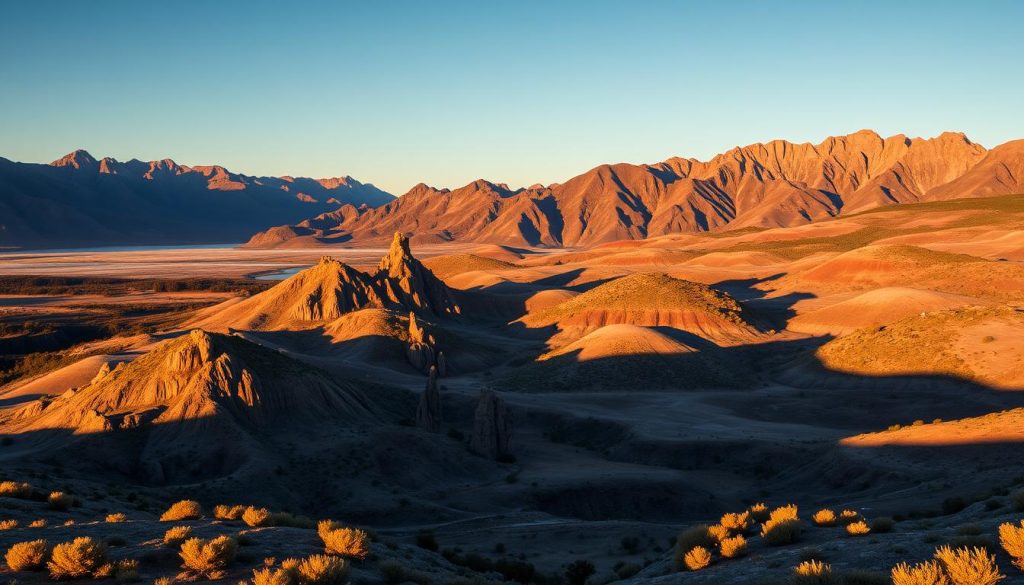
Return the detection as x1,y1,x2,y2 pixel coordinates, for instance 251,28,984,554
247,130,1024,248
0,150,393,249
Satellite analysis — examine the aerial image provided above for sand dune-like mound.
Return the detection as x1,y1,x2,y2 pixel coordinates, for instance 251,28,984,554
421,253,517,280
521,272,756,344
798,244,980,284
788,288,983,335
843,408,1024,447
502,324,742,391
1,330,376,482
683,250,787,268
815,306,1024,389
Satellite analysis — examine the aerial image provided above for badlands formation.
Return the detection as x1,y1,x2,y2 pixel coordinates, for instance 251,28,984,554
3,154,1024,581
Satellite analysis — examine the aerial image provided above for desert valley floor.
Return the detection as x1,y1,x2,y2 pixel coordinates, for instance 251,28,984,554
3,194,1024,584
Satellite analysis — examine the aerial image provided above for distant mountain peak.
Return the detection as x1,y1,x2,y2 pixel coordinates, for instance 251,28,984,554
51,149,98,169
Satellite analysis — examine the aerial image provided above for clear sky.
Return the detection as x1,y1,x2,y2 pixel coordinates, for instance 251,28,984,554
1,1,1022,195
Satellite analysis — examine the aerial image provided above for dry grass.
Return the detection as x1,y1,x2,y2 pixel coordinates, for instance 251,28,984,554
707,524,730,543
29,519,47,528
47,491,73,511
297,554,350,585
749,502,770,523
161,500,203,522
317,521,369,559
47,537,109,579
719,535,747,559
0,481,32,499
792,560,834,584
999,520,1024,570
0,519,18,530
179,535,238,578
933,545,1004,585
243,506,272,527
846,520,871,536
720,511,750,532
5,539,49,571
892,561,950,585
105,512,128,523
214,504,247,520
683,546,711,571
163,526,193,548
838,510,861,524
761,505,802,546
812,509,837,527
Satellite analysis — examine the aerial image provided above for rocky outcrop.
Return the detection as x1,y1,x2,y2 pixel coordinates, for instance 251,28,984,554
376,233,461,316
248,130,1024,248
470,388,513,460
415,366,442,433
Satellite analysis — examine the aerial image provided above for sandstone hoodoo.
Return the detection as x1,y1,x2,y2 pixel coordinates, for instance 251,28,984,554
375,232,461,317
469,388,513,460
415,366,442,433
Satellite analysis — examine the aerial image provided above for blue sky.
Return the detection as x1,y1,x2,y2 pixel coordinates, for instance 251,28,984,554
1,1,1022,195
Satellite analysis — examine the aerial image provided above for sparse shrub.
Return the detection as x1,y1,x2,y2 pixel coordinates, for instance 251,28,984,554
999,520,1024,570
243,506,272,527
252,564,296,585
800,548,827,563
29,519,47,528
214,504,246,520
5,539,50,571
160,500,202,522
947,535,996,552
933,545,1003,585
179,535,237,578
105,512,129,523
269,512,315,529
708,524,730,543
871,517,895,533
0,519,18,530
154,577,175,585
112,558,139,581
792,560,835,584
163,526,193,548
0,481,32,499
414,529,438,551
379,559,428,585
750,502,770,522
721,511,751,532
762,505,801,546
296,554,349,585
891,560,949,585
47,537,109,579
675,525,716,559
615,562,641,578
47,491,73,511
565,559,596,585
838,510,860,524
317,523,368,559
719,535,747,559
813,509,837,527
683,546,711,571
846,520,871,536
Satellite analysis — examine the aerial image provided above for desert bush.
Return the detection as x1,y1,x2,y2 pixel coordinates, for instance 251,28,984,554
683,546,711,571
214,504,247,520
838,510,860,524
721,511,751,532
708,524,730,543
5,539,49,571
0,519,17,530
243,506,272,527
415,529,438,551
947,535,996,553
154,578,175,585
762,505,801,546
813,509,837,527
719,534,747,559
161,500,202,522
871,517,895,533
565,559,596,585
112,558,139,581
47,537,109,579
317,523,369,559
615,562,641,578
297,554,349,585
999,520,1024,569
105,512,129,523
252,563,298,585
29,519,47,528
179,535,237,578
269,512,315,529
163,526,193,548
792,560,836,584
47,491,74,511
846,521,871,536
378,559,429,585
0,481,32,499
933,545,1003,585
750,502,770,522
675,525,716,554
891,560,949,585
